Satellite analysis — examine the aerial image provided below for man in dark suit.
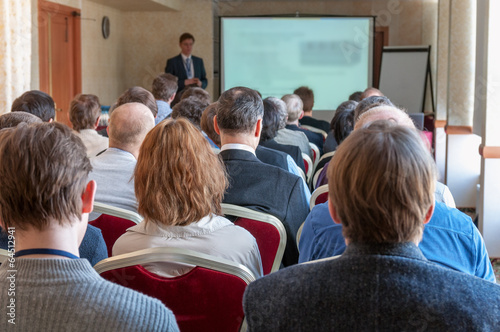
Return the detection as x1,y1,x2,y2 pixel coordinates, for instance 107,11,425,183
165,33,207,93
214,87,310,266
294,86,330,133
243,121,500,331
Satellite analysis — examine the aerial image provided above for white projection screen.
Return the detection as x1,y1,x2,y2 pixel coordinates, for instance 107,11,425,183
220,16,374,111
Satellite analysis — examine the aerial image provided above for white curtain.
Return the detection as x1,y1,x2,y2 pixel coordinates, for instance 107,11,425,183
0,0,31,114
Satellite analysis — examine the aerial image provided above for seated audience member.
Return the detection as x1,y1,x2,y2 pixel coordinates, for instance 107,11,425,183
152,73,178,125
171,96,209,129
271,97,313,158
360,86,384,100
348,91,363,102
282,94,324,151
0,123,178,331
200,102,221,150
323,100,357,155
88,103,155,219
11,90,55,122
69,94,109,157
245,121,500,331
214,87,310,266
180,86,211,105
299,106,492,282
113,118,262,278
260,98,305,173
0,113,107,266
294,86,329,133
116,86,158,118
354,95,394,122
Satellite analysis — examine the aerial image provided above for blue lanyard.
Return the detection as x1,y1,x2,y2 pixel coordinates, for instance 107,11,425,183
14,248,79,259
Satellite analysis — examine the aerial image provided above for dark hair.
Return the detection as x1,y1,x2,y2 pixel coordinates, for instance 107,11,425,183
293,86,314,111
69,94,101,131
260,98,281,142
354,96,394,122
180,33,195,43
360,87,384,100
172,97,208,128
116,86,158,117
349,91,363,102
331,103,355,145
0,112,42,129
11,90,55,122
0,122,91,230
216,87,263,135
152,73,178,101
181,87,211,105
200,102,220,147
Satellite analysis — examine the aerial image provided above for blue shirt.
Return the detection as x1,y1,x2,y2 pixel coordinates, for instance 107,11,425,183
298,201,496,283
155,100,172,125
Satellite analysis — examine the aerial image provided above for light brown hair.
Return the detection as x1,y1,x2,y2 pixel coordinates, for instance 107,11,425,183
0,122,91,230
328,120,436,244
293,86,314,111
116,86,158,117
0,111,42,129
152,73,178,101
69,94,101,131
181,87,211,105
200,102,221,147
135,118,227,226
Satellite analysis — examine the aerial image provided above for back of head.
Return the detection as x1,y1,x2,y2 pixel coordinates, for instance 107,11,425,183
69,94,101,132
11,90,55,122
181,87,211,105
328,120,436,245
281,94,303,123
0,111,42,129
261,98,282,142
293,86,314,112
331,101,356,145
200,102,220,146
135,118,227,226
354,96,394,122
216,87,263,134
266,97,288,129
355,105,415,130
116,86,158,118
172,96,209,128
108,102,155,147
152,73,178,101
349,91,363,102
0,122,91,231
360,87,384,100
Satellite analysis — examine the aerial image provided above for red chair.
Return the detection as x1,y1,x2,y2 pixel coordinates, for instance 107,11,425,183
302,153,313,183
94,248,256,332
310,185,329,210
221,204,286,275
89,202,142,257
309,142,320,171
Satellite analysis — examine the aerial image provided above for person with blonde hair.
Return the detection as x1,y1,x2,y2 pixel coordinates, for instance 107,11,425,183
113,118,262,278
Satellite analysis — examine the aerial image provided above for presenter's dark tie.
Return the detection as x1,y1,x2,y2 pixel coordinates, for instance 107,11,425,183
186,57,193,79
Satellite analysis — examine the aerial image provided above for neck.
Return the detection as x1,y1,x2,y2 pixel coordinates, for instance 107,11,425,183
182,52,191,57
303,110,313,117
287,120,300,126
220,133,258,150
109,141,140,159
15,218,82,259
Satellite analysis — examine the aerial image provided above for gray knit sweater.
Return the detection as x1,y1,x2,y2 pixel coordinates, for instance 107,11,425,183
0,258,179,331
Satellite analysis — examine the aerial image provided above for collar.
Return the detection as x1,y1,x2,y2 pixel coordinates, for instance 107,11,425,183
343,242,427,261
221,143,256,156
181,53,191,62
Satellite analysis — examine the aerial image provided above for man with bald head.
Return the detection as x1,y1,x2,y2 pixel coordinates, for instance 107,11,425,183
299,105,496,283
88,103,155,218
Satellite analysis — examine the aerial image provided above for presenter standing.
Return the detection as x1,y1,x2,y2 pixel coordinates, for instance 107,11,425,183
165,33,207,93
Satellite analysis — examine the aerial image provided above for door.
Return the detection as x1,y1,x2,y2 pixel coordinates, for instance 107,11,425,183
38,0,81,127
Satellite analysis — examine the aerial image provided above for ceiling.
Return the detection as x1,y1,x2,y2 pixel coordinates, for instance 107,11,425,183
87,0,181,11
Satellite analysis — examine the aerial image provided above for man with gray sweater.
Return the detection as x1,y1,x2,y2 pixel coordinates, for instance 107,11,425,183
0,122,178,331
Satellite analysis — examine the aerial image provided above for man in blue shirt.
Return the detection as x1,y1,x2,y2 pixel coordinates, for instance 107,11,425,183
152,73,178,125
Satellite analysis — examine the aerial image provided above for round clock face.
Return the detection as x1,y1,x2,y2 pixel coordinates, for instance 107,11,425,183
102,16,110,39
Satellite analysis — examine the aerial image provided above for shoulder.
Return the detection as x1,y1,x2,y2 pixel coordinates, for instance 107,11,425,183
427,201,475,236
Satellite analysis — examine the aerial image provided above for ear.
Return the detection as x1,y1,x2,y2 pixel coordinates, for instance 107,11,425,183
168,93,176,103
298,110,304,120
254,118,262,138
328,199,342,224
213,115,220,135
81,180,96,214
48,118,54,123
94,116,101,129
423,201,435,225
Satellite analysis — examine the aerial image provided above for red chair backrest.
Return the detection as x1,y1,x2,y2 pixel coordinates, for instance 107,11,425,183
314,192,329,206
89,214,136,257
101,264,247,332
234,217,280,275
311,148,317,163
303,158,309,174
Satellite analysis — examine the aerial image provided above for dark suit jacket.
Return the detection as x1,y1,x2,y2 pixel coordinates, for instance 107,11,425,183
165,54,207,91
220,149,310,266
260,139,305,173
286,124,324,152
244,242,500,331
299,116,330,133
255,145,289,172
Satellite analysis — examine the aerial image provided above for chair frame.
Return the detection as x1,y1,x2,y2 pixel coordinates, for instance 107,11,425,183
309,142,321,171
300,125,328,139
93,202,143,225
310,184,329,210
302,153,313,183
296,222,305,249
312,166,324,189
221,203,287,274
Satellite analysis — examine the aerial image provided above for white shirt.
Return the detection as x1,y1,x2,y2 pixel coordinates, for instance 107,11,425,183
221,143,256,155
113,214,263,279
181,53,194,79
